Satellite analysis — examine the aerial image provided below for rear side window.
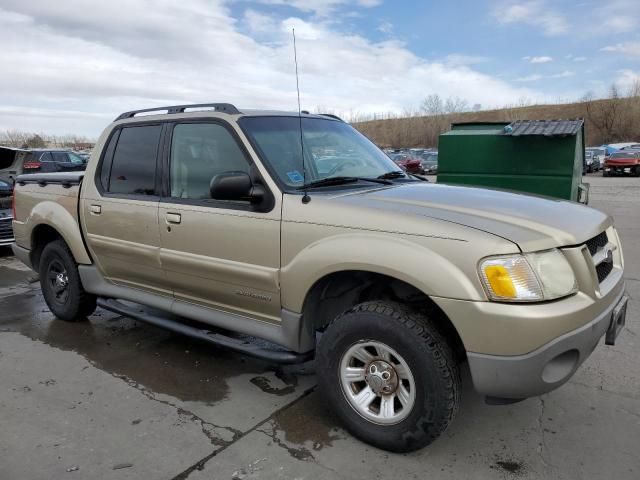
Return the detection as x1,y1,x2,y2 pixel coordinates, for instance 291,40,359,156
108,125,161,195
51,152,68,163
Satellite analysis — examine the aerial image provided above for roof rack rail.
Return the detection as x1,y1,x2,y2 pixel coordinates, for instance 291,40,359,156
319,113,344,122
114,103,241,121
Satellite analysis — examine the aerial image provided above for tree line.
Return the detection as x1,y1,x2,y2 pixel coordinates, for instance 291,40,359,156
0,130,95,150
353,81,640,148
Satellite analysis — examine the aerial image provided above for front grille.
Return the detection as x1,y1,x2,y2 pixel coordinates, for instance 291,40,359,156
585,231,612,284
0,218,13,241
596,262,613,283
586,231,607,256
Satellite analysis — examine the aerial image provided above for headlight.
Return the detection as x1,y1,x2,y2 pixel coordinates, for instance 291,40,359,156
479,249,577,302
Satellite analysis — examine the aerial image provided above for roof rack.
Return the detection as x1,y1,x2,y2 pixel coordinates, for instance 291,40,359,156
114,103,241,121
319,113,344,122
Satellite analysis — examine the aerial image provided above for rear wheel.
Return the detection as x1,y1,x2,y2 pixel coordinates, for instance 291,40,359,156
39,239,96,321
316,301,460,452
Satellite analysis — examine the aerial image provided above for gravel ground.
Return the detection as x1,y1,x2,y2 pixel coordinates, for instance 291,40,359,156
0,173,638,480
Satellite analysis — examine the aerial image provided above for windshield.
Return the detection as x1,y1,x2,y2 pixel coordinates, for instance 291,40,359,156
611,152,639,159
239,116,408,188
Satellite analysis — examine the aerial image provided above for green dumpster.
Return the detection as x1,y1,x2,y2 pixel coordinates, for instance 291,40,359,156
437,119,588,203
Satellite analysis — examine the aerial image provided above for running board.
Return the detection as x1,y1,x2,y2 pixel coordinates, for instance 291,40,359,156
97,298,314,364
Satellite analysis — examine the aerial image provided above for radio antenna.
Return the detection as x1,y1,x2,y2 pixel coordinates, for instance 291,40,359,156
292,28,310,204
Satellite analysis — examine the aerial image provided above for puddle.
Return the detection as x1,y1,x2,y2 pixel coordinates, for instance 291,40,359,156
0,290,308,406
270,390,344,453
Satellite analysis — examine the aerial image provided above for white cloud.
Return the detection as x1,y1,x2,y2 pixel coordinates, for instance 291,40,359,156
601,42,640,57
526,56,553,64
377,20,393,34
594,0,640,33
445,54,489,66
515,74,543,82
0,1,544,136
615,70,640,91
256,0,381,17
573,56,587,62
494,1,568,36
550,70,574,78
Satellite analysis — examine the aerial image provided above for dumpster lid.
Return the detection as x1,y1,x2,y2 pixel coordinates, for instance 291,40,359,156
506,119,584,137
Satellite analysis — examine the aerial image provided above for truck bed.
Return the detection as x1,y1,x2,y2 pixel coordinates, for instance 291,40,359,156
12,172,84,250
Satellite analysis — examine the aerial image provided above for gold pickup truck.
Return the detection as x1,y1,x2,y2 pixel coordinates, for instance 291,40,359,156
11,103,627,452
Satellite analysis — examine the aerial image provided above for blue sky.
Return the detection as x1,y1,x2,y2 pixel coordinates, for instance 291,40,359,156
1,0,639,136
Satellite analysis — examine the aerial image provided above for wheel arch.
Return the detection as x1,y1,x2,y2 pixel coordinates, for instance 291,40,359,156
301,269,466,361
28,202,91,270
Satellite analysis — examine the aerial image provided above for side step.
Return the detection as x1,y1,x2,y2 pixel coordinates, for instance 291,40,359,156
97,298,314,365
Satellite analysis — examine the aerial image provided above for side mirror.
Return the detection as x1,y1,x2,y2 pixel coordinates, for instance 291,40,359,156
210,171,265,203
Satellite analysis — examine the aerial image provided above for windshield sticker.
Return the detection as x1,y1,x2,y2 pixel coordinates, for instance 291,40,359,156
286,170,304,183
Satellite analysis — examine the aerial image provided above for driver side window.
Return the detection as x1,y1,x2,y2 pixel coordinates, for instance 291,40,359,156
170,123,250,199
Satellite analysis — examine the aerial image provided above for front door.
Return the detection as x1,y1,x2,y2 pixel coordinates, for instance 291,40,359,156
81,124,168,295
158,121,281,322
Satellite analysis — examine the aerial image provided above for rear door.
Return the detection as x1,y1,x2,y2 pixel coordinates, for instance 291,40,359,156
158,120,281,321
81,124,168,295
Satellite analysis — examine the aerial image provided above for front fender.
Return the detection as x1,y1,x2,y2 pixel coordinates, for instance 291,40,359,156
281,232,485,313
24,200,91,264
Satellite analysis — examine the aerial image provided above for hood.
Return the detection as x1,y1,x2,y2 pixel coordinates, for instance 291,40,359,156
330,183,611,252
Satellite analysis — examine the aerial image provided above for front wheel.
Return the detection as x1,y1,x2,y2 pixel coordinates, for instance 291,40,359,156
39,239,97,321
316,301,460,452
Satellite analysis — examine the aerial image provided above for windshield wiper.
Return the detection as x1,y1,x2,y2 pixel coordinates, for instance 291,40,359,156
297,176,392,190
377,170,406,179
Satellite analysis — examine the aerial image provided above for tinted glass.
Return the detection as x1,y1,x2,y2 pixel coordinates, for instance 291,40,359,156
0,149,16,169
240,117,405,188
52,152,68,163
108,125,161,195
170,123,249,199
39,152,54,162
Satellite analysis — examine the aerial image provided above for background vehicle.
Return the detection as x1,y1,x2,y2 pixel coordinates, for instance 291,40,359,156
0,176,14,244
603,151,640,176
586,147,605,170
389,152,424,174
11,103,627,453
22,149,87,173
584,151,600,173
0,177,13,197
0,146,28,182
421,151,438,174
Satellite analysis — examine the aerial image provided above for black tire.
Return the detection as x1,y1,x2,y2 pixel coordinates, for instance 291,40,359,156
316,301,460,452
39,239,96,321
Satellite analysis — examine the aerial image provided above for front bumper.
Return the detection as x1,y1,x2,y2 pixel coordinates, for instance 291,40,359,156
466,286,626,399
11,243,32,269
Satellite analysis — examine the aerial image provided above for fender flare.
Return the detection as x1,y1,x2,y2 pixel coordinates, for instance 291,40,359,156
27,200,91,264
281,233,483,313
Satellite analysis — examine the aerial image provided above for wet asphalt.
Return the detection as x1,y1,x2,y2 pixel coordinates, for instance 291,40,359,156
0,174,638,479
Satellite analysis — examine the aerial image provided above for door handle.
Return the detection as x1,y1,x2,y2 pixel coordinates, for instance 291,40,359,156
165,213,181,224
89,204,101,214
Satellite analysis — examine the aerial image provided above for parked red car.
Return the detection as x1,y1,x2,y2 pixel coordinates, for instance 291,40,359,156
603,151,640,177
389,153,424,175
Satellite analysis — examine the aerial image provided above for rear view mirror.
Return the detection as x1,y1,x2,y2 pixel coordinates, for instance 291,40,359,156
210,171,265,203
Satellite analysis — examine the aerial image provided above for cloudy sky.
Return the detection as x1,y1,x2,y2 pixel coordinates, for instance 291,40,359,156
2,0,639,137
